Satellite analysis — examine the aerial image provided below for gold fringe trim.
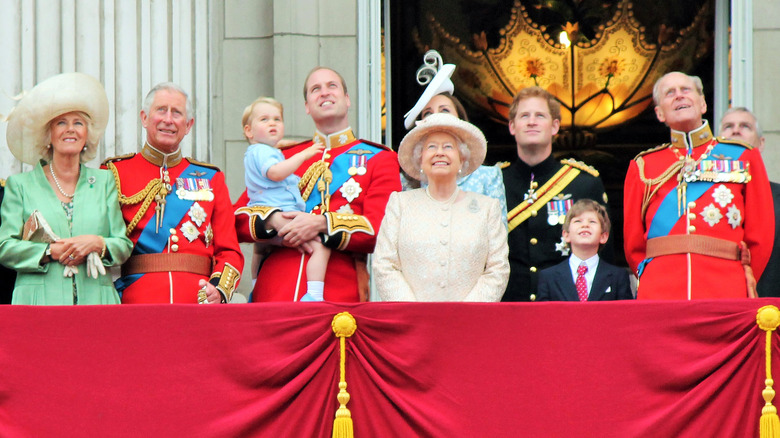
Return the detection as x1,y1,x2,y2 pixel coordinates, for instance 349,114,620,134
331,312,357,438
757,305,780,438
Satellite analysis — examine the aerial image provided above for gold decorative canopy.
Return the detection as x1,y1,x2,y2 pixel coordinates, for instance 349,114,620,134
421,0,711,140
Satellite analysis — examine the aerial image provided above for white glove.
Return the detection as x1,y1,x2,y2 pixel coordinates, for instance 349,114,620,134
63,265,78,277
86,252,106,279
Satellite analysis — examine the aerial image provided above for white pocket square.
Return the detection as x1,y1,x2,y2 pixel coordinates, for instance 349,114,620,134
605,287,612,293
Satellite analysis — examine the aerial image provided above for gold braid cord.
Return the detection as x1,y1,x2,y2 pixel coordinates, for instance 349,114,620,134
299,161,329,202
106,161,163,236
635,155,684,218
331,312,357,438
757,305,780,438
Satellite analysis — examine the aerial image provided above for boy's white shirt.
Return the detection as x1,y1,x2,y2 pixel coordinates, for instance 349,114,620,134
568,253,600,296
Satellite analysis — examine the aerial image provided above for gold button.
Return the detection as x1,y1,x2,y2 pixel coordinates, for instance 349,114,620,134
324,153,331,159
687,213,696,221
529,294,536,302
687,201,696,209
171,244,179,252
531,210,537,217
530,238,538,245
530,266,537,273
169,228,177,235
171,235,179,243
688,226,696,233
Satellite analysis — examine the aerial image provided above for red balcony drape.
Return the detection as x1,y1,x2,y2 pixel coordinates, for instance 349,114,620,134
0,300,777,437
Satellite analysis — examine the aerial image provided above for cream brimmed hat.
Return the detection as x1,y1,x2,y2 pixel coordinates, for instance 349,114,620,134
6,72,109,164
398,113,487,180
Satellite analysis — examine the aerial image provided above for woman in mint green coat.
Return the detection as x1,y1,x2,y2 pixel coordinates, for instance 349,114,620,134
0,72,132,305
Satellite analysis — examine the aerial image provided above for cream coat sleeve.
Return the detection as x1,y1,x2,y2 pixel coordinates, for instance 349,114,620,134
463,197,509,302
372,192,417,301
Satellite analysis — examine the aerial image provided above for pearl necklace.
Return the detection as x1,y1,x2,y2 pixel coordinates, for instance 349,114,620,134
49,162,76,198
425,186,459,205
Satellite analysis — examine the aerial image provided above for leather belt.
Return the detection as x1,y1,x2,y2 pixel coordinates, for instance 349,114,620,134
121,253,213,277
645,235,740,261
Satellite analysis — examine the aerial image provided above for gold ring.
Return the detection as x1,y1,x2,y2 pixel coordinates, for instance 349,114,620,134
68,254,75,260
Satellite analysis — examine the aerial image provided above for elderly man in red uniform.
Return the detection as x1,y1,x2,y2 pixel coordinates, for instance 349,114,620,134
235,67,400,302
623,72,773,299
103,83,243,304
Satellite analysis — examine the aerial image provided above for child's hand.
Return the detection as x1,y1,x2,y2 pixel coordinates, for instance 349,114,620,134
303,142,326,160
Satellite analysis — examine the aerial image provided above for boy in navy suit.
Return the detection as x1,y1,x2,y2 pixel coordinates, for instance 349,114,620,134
537,199,633,301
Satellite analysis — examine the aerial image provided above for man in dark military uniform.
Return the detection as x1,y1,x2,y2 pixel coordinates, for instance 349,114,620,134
502,87,610,302
718,107,779,297
0,180,16,303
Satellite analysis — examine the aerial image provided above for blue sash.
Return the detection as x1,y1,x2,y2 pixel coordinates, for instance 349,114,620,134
304,142,383,211
638,142,747,277
116,163,217,292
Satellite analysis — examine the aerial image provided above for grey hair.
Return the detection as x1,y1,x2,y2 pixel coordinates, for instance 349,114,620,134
721,106,762,138
412,130,472,182
652,72,704,106
143,82,194,122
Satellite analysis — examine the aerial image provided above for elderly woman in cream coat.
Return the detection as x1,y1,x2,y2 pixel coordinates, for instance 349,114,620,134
0,72,132,305
373,113,509,301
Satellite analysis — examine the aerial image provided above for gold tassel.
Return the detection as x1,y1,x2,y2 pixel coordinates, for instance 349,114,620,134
332,312,357,438
757,305,780,438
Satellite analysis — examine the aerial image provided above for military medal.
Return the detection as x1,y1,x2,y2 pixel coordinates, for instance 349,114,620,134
339,178,362,203
547,196,573,226
356,156,367,176
188,202,207,227
176,178,215,202
348,156,359,176
524,174,538,204
180,221,200,242
204,224,214,248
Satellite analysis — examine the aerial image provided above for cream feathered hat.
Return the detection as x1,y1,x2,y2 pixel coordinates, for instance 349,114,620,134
398,113,487,181
5,72,109,164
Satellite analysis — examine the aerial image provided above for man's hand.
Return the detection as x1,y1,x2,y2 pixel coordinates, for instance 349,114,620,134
199,279,224,304
278,212,326,248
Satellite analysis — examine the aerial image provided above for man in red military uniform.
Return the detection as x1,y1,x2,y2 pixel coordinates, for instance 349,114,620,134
235,67,400,302
623,72,773,299
103,83,243,304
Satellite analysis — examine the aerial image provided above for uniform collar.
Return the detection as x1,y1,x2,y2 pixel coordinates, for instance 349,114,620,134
141,143,183,167
313,127,356,149
670,120,713,150
512,153,557,176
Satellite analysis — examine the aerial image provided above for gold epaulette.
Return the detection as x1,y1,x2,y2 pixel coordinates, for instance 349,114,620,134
561,158,599,177
715,137,754,150
101,152,136,167
633,144,670,161
186,157,222,172
497,161,511,169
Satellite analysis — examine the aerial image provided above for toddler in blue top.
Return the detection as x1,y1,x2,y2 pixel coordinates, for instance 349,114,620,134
243,97,328,301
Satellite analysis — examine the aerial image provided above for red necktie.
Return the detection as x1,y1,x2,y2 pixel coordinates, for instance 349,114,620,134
576,263,588,302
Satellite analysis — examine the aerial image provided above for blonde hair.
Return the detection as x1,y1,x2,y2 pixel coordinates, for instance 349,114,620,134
43,111,96,163
241,97,284,143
